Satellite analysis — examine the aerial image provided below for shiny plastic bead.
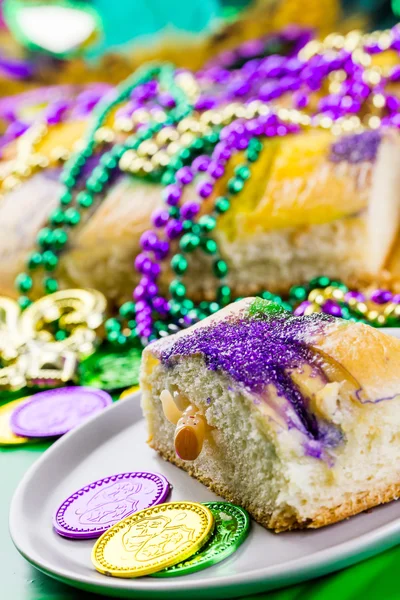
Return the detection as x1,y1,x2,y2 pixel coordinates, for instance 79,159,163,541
201,238,217,255
204,131,219,144
107,330,119,343
55,330,68,341
198,215,216,232
180,234,200,252
170,280,186,299
27,252,42,270
16,273,33,293
77,191,94,208
42,251,59,271
261,291,276,301
119,302,136,318
171,254,188,275
246,149,259,162
92,166,109,184
111,145,126,160
191,138,204,151
100,154,118,169
235,165,251,180
37,228,53,248
181,298,194,311
60,191,72,205
227,177,244,194
181,220,191,232
191,224,201,236
169,301,183,318
168,158,184,171
169,206,180,219
178,148,191,161
117,333,127,345
60,173,76,188
86,178,103,193
213,260,228,278
289,285,307,302
52,228,68,249
44,277,59,294
105,317,121,332
248,138,263,152
18,296,32,310
217,285,231,305
215,197,230,213
64,208,81,227
49,208,65,225
310,276,331,288
161,171,176,186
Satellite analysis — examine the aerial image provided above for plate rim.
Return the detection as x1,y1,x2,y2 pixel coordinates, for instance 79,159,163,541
9,392,400,599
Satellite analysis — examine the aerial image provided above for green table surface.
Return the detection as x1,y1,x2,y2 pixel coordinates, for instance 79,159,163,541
2,444,400,600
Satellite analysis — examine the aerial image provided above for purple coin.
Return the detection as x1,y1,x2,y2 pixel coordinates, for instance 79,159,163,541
53,472,171,539
10,387,112,438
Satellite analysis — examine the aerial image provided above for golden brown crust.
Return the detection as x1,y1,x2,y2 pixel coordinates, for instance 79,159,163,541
313,320,400,402
150,439,400,532
310,483,400,528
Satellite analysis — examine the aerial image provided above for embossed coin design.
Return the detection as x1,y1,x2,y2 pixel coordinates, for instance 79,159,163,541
153,502,250,577
53,472,171,539
91,502,214,578
10,386,112,438
0,396,33,445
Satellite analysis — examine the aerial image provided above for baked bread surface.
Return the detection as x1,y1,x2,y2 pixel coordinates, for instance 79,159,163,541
2,129,400,301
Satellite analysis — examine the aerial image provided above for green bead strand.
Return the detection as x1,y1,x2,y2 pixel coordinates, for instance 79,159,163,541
49,208,65,226
169,280,186,300
43,277,58,294
77,191,93,208
171,254,188,275
180,234,200,252
15,273,33,293
36,228,53,248
215,197,230,214
234,165,250,180
213,259,228,278
18,62,193,305
42,251,59,271
198,215,216,232
119,302,136,318
64,208,81,227
27,252,42,270
52,229,68,249
227,177,244,194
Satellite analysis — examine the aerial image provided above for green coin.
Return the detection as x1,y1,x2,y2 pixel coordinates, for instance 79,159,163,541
78,346,142,391
153,502,250,577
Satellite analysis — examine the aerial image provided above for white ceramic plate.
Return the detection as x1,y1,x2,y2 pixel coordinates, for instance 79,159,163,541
9,390,400,599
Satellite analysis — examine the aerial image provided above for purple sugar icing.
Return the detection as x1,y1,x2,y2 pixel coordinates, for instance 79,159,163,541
329,130,381,164
159,304,337,442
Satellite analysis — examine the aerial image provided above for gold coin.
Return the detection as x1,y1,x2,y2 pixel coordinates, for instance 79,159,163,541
91,501,214,578
119,385,140,400
0,397,31,445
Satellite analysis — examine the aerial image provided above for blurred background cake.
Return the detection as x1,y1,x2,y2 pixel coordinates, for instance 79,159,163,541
0,0,400,381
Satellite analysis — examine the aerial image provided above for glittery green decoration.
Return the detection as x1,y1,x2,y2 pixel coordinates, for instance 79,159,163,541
249,297,288,320
78,345,142,391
